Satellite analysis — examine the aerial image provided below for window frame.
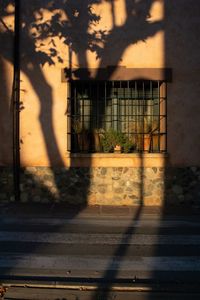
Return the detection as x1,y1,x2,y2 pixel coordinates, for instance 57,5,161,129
67,80,167,154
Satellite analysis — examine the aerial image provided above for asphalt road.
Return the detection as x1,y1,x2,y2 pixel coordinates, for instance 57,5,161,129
1,205,200,299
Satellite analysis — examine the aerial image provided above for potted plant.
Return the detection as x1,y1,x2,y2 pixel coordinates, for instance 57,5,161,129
143,118,158,152
72,119,89,152
100,128,133,153
135,118,158,152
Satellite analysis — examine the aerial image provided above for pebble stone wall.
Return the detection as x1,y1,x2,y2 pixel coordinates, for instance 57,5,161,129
0,166,200,206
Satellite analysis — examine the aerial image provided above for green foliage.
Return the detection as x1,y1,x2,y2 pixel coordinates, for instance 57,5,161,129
100,128,133,153
123,139,134,153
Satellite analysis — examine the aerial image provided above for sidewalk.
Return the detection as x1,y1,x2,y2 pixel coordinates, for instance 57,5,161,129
1,201,200,291
1,202,200,219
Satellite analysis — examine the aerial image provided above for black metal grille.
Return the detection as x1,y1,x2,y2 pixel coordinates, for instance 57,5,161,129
68,80,167,153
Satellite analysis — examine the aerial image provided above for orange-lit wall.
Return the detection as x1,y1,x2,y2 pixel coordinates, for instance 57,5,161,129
0,0,200,167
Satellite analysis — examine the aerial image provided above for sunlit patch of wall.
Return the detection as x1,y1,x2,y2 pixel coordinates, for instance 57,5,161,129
115,0,164,68
84,0,129,68
19,71,50,166
42,64,68,164
19,2,69,167
83,0,165,69
0,57,13,109
0,3,15,32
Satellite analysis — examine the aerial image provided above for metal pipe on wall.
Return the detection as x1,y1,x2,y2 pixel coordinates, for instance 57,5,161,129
12,0,20,201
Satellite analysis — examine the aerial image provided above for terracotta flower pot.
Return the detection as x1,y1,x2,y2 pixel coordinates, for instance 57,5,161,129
143,134,151,152
114,144,122,153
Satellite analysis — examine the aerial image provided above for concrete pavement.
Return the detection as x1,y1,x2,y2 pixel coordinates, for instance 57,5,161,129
1,203,200,299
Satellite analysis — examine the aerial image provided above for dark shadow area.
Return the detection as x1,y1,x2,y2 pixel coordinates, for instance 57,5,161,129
147,1,200,299
0,56,13,166
0,54,14,201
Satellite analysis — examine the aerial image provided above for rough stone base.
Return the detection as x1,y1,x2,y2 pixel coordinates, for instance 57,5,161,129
0,167,14,203
0,166,200,206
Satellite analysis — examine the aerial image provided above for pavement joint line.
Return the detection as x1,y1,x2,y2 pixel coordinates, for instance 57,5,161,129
2,283,200,293
1,283,196,292
1,283,152,291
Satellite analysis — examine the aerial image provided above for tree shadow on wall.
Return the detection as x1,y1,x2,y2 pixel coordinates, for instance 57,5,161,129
0,56,13,166
0,0,164,297
0,0,163,201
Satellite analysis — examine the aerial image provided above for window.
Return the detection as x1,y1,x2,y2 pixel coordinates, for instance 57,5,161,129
68,80,167,153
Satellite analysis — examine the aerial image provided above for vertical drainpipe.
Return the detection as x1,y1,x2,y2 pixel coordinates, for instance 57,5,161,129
13,0,20,201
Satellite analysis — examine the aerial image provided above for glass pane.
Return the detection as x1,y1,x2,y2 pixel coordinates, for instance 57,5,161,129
70,80,166,153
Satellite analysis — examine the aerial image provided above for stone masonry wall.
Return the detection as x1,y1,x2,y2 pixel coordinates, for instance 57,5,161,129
1,166,200,206
0,167,14,202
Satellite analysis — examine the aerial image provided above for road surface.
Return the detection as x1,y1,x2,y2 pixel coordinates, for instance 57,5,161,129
0,206,200,298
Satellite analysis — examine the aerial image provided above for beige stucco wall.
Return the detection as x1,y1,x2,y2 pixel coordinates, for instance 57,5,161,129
0,0,200,168
19,0,165,168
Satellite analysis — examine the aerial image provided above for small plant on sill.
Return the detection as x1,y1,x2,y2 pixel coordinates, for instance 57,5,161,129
100,128,134,153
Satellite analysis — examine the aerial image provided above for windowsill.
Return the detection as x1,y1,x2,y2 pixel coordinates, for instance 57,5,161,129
66,152,168,167
68,152,168,157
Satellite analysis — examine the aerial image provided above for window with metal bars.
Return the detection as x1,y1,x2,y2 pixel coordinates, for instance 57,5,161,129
68,80,167,153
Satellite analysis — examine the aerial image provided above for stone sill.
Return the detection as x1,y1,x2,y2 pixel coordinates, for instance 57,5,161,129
66,152,168,167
